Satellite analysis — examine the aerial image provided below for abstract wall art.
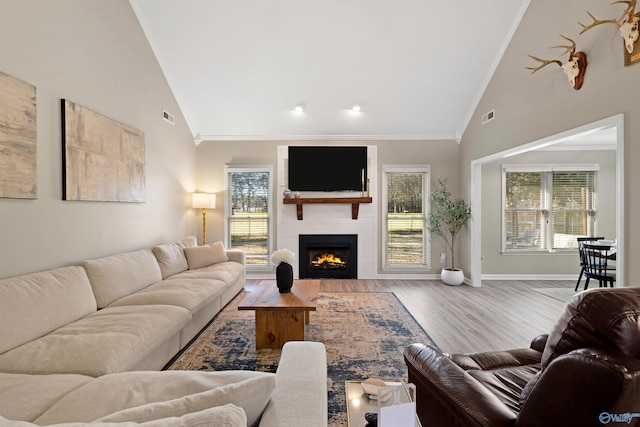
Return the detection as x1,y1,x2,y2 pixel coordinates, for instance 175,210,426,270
0,71,37,199
62,99,146,202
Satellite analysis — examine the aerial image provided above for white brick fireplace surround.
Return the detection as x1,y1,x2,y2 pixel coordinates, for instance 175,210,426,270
274,145,378,279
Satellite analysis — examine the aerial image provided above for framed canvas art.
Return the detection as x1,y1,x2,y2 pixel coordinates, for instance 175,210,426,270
0,71,37,199
62,99,146,202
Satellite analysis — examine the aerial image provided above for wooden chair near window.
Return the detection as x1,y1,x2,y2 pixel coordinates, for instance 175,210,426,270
582,243,616,290
575,236,604,291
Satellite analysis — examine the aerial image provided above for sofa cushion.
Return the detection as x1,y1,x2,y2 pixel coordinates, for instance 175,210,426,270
466,364,540,413
2,404,246,426
0,372,93,422
82,249,163,309
184,242,229,270
107,278,227,314
98,404,248,427
0,266,97,354
170,261,244,287
450,347,542,371
152,237,197,279
35,370,275,427
98,376,273,427
0,305,191,377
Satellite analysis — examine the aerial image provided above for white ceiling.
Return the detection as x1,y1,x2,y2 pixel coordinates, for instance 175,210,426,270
541,125,618,151
129,0,531,141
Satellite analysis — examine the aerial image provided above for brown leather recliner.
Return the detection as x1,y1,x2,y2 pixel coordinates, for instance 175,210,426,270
404,287,640,427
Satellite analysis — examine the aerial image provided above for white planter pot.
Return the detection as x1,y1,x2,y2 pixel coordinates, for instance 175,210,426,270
441,268,465,286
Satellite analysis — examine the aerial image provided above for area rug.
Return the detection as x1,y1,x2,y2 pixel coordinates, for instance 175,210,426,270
166,291,438,426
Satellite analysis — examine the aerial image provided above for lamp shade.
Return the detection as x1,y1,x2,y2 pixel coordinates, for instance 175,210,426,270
192,193,216,209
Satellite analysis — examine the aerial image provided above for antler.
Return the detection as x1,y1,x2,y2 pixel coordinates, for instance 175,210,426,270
526,35,575,73
550,35,577,59
579,11,619,34
613,0,637,23
525,55,562,73
580,0,638,33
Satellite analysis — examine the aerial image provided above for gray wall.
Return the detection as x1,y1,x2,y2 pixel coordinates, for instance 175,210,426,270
460,0,637,284
481,149,616,275
3,0,632,281
194,139,460,273
0,1,196,278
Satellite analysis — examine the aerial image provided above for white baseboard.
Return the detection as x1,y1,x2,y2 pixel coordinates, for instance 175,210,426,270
247,273,577,282
481,274,577,281
247,273,444,280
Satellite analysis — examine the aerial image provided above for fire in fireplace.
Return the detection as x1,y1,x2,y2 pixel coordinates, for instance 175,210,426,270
299,234,357,279
310,251,347,270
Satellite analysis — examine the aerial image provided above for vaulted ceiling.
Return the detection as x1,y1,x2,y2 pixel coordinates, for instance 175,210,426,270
130,0,531,141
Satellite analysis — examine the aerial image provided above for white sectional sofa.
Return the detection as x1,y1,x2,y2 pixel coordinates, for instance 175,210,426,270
0,237,328,427
0,237,246,376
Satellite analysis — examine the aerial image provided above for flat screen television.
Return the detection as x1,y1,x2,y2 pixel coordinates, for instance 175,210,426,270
288,146,367,192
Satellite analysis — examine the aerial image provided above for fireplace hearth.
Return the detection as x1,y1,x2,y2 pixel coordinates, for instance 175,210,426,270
299,234,357,279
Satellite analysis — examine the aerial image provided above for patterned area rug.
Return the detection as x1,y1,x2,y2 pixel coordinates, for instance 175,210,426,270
166,291,438,426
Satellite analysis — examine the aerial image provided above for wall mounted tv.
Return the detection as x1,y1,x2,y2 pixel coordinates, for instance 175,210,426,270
288,146,367,192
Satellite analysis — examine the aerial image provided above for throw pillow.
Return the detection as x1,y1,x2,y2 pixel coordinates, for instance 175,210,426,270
152,242,189,279
184,241,229,270
1,404,246,426
178,236,198,249
97,375,275,427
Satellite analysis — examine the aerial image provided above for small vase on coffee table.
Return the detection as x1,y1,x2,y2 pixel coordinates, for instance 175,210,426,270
276,262,294,293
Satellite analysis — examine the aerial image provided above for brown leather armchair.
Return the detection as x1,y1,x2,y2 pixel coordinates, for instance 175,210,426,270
404,287,640,427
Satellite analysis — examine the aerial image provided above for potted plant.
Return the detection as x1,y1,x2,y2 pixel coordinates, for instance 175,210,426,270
428,177,471,286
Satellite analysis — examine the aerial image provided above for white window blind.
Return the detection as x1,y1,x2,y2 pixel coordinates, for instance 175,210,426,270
503,164,598,252
550,171,597,248
383,166,430,270
225,166,272,267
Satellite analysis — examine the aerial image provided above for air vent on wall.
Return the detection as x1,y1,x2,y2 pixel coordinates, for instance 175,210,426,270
162,109,175,125
481,109,495,125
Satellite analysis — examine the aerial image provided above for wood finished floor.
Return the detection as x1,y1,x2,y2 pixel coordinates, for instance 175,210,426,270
245,278,575,354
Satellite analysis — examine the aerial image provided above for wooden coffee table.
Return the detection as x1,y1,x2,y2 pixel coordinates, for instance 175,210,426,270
238,280,319,349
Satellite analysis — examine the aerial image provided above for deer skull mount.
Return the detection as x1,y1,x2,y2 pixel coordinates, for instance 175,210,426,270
580,0,639,55
526,35,588,90
620,15,640,53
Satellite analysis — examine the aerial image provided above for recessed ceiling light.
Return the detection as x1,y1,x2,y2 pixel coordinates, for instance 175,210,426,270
352,105,361,112
294,104,304,113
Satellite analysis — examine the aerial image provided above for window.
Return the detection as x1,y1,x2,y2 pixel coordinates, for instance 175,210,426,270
382,166,430,270
225,166,273,269
503,164,598,252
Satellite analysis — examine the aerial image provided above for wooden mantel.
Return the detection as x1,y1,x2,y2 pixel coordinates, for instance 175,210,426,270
283,196,373,220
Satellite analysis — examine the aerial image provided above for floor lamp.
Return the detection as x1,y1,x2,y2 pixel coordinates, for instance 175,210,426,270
192,193,216,245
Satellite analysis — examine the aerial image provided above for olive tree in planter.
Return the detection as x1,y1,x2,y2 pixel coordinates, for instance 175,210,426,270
428,178,471,286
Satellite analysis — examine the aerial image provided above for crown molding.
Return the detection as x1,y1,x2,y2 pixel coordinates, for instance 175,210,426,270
198,133,458,142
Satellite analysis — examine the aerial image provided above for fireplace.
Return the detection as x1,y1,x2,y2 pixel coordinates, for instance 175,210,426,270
299,234,357,279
